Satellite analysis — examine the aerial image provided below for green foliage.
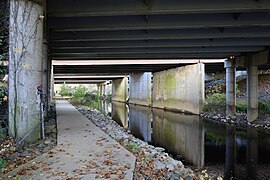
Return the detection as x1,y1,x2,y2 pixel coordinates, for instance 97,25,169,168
59,82,73,97
68,86,100,109
80,91,100,109
204,93,270,115
0,158,7,172
258,100,270,114
235,83,240,94
204,93,226,112
236,100,247,113
124,143,140,153
72,85,87,98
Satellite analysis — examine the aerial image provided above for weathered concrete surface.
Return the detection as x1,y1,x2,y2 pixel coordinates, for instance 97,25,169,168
152,109,204,167
42,43,48,120
3,99,135,179
247,65,258,122
129,104,152,142
8,0,44,142
152,63,205,114
129,72,152,106
224,59,236,116
112,77,128,102
111,101,129,129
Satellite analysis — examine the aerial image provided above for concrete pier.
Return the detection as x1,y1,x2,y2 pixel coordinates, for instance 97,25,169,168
112,77,128,102
42,43,48,119
129,72,152,106
8,0,44,142
224,59,236,116
247,65,258,122
152,63,204,114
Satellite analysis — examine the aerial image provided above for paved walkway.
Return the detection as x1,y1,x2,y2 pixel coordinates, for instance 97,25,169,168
3,99,136,180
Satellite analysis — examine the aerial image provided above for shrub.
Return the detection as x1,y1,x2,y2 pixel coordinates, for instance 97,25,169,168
81,91,100,109
204,93,226,112
72,85,88,98
59,82,73,97
258,101,270,114
236,100,247,113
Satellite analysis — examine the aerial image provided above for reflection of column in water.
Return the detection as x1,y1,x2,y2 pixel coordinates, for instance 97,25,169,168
224,124,236,180
111,102,129,128
129,105,152,142
152,109,204,167
104,101,111,116
246,127,258,180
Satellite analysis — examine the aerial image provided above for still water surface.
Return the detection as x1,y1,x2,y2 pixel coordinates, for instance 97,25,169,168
98,101,270,179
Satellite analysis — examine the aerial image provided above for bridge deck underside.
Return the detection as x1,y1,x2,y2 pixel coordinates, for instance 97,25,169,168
47,0,270,75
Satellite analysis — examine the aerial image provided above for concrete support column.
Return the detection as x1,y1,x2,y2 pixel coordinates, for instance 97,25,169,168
247,65,258,122
9,0,44,142
104,82,108,96
112,77,128,102
224,59,236,116
129,72,152,106
50,65,54,100
152,63,204,114
97,83,102,96
42,43,48,119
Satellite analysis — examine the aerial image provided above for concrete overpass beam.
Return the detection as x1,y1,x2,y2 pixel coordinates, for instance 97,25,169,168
9,0,44,143
152,63,205,114
247,65,258,122
112,77,128,102
224,59,236,116
129,72,152,106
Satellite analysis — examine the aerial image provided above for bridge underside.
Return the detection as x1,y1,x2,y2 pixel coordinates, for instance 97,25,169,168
47,0,270,74
6,0,270,143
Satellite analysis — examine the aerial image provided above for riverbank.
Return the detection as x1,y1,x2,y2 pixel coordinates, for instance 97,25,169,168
203,73,270,133
75,105,222,180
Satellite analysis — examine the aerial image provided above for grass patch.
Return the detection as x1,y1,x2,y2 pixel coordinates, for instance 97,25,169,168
124,143,140,153
204,93,270,115
236,100,247,113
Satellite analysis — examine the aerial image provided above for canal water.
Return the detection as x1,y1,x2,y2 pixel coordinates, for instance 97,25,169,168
98,101,270,180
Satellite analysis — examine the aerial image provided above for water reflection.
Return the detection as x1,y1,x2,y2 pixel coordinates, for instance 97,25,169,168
99,101,270,179
224,125,235,180
152,108,204,167
246,128,258,180
111,102,128,128
129,104,152,142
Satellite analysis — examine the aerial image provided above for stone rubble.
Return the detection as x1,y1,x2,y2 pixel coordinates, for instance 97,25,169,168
77,106,196,179
200,112,270,133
